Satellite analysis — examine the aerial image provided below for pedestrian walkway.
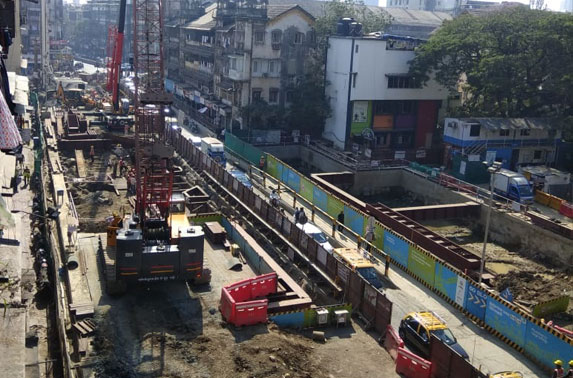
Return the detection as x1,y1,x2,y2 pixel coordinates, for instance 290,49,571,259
0,142,36,378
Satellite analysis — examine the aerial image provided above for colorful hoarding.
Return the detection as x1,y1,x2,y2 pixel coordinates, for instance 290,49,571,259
484,297,527,347
286,168,301,193
407,246,436,286
465,284,488,321
524,321,573,369
313,187,328,212
343,205,365,235
434,263,458,303
300,177,314,202
373,223,385,251
327,195,344,218
383,231,409,267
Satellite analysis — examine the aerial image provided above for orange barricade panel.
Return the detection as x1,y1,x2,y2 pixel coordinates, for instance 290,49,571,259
559,202,573,218
383,325,404,361
395,347,431,378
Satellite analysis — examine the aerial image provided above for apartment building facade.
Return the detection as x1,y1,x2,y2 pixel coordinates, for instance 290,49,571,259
165,0,315,131
323,33,448,160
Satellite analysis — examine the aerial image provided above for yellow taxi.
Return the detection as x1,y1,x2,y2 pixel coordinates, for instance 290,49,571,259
398,311,469,360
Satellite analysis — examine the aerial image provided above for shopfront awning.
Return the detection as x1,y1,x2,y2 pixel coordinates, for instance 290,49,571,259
7,72,29,114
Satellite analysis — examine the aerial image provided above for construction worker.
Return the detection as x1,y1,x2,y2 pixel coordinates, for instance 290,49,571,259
89,145,95,163
565,361,573,378
23,166,31,187
270,189,280,208
553,360,564,378
337,210,345,234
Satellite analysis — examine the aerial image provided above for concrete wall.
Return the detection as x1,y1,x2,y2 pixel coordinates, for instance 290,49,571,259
478,205,573,268
350,169,469,205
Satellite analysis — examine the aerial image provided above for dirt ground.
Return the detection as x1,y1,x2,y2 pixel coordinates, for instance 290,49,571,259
60,148,134,230
88,283,396,378
424,219,573,329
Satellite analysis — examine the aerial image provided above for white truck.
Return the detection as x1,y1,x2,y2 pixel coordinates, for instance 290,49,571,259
492,169,534,204
201,137,226,166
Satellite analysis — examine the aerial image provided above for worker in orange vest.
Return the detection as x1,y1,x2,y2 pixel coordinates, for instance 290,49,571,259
553,360,564,378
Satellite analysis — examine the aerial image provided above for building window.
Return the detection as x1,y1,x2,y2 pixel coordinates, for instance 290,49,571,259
254,31,264,44
272,30,282,43
286,90,294,103
469,124,481,137
269,60,277,73
387,75,420,89
500,129,510,137
294,32,304,44
269,88,279,103
520,129,531,136
252,89,262,101
355,44,359,53
534,150,542,159
229,57,237,70
253,60,259,73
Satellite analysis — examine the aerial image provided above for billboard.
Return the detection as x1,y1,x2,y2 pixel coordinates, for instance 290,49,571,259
465,284,487,321
344,205,365,235
434,263,459,303
300,177,314,202
313,187,328,212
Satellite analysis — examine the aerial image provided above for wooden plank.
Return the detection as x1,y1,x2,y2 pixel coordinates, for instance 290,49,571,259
75,149,87,178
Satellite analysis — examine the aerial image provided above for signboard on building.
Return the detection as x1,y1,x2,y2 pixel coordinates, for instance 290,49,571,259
352,101,368,123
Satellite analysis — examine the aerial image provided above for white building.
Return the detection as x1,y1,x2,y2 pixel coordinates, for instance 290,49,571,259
443,117,562,169
385,0,459,12
323,34,448,152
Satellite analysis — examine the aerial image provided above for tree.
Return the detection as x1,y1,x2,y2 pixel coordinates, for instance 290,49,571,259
240,100,285,130
409,7,573,131
285,0,391,135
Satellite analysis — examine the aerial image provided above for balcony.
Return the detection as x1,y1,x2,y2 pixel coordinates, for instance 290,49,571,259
181,66,214,85
228,69,247,81
182,41,214,57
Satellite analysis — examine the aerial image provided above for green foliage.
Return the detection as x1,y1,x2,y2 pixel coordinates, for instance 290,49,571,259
241,100,285,130
286,70,332,137
410,7,573,127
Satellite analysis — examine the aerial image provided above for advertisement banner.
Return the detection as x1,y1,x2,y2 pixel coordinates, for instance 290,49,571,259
464,284,487,321
281,166,290,185
313,187,328,212
407,246,436,287
383,231,409,268
300,177,314,202
455,276,467,308
343,205,365,235
286,169,301,193
327,195,344,218
485,297,527,347
266,155,280,179
434,263,459,303
524,321,573,369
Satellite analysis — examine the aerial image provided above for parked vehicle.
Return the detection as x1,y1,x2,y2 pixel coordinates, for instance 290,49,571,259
297,222,334,254
492,169,533,204
229,168,253,190
398,311,469,360
201,137,226,166
188,135,202,149
104,114,134,131
332,247,383,289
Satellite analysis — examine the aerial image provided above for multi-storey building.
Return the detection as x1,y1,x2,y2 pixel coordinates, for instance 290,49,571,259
443,117,562,170
323,33,448,160
65,0,132,61
166,0,315,131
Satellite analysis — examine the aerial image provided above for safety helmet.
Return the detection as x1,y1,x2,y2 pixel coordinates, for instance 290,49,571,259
569,360,573,366
554,360,563,366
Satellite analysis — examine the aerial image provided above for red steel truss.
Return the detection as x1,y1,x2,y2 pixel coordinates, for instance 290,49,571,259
132,0,173,222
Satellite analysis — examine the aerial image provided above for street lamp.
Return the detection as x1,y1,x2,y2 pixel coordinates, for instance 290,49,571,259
11,207,60,220
478,161,502,286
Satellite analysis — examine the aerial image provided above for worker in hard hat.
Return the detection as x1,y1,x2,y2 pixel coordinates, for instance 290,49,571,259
553,360,564,378
565,361,573,378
